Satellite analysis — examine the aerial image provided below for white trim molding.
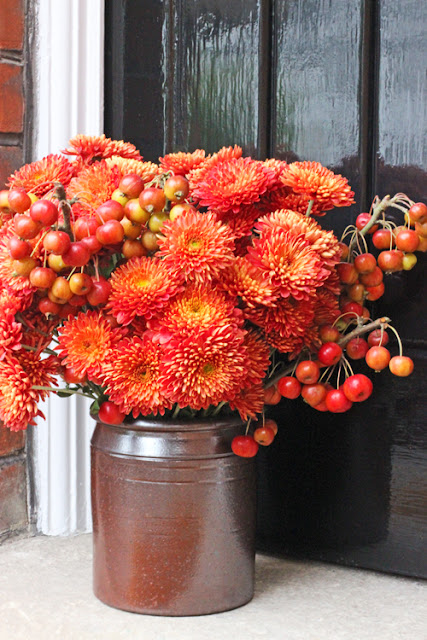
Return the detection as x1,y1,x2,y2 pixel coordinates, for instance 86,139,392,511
32,0,105,535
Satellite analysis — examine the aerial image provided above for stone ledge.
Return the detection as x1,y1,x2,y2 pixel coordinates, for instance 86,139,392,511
0,533,425,640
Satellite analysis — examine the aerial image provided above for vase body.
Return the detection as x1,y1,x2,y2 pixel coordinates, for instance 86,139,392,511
90,416,256,616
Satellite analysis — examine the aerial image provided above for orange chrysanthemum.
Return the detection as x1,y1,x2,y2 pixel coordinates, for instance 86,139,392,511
57,310,124,381
281,161,355,211
159,325,249,410
246,296,315,341
228,383,265,421
272,192,326,217
215,203,261,238
107,256,183,325
159,149,206,175
313,288,341,326
105,157,162,183
241,328,271,386
248,229,330,300
157,210,235,283
188,145,243,186
7,154,75,197
0,352,58,431
19,308,60,351
262,159,289,189
101,335,171,417
221,256,277,308
191,157,275,214
0,282,33,315
63,134,141,164
159,283,242,335
263,329,305,355
66,161,120,212
0,313,22,359
255,209,342,269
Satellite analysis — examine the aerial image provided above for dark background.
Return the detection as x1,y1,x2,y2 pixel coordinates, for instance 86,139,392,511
104,0,426,578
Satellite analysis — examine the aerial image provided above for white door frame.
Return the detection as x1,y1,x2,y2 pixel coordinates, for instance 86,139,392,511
31,0,105,535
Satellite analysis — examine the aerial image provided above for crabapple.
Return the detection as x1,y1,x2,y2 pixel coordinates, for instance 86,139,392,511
365,346,391,371
277,376,301,399
325,388,353,413
342,374,373,402
231,435,259,457
389,356,414,377
318,342,343,366
295,361,320,384
98,401,126,426
254,426,275,446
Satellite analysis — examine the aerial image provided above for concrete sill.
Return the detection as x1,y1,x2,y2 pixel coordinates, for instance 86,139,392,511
0,534,425,639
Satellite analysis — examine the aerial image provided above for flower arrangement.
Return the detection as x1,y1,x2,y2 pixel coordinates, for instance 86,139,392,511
0,135,425,457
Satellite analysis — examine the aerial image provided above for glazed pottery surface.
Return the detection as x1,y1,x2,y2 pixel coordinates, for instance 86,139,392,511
91,415,257,616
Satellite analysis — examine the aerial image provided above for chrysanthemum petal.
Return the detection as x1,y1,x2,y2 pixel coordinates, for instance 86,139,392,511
107,256,183,325
281,161,355,211
101,335,171,417
157,210,235,283
8,154,74,197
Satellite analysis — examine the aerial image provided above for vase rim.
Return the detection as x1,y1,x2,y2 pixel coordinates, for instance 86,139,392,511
91,412,244,433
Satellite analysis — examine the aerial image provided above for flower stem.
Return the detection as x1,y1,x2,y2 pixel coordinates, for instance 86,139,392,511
305,199,314,217
32,385,95,399
172,404,181,418
212,401,226,416
20,343,57,357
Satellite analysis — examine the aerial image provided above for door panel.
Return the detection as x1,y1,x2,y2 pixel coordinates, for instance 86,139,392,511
104,0,427,577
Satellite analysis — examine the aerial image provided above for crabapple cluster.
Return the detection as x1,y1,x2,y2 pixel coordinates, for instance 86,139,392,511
231,418,278,458
0,173,193,319
260,199,422,421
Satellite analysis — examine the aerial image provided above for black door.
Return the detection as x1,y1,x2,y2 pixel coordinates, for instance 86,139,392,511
104,0,427,578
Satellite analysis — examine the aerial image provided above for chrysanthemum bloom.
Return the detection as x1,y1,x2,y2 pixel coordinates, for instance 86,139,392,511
245,296,315,341
66,161,120,212
281,161,355,211
313,288,341,326
8,154,75,197
247,229,330,300
0,282,33,316
321,269,341,296
63,134,141,164
272,192,326,217
0,313,22,359
215,204,261,239
159,283,242,334
19,308,60,351
228,383,265,421
220,256,277,308
157,210,235,283
255,209,342,269
256,186,292,215
188,145,242,186
106,157,162,183
159,149,206,176
191,157,275,214
101,335,171,417
0,352,58,431
241,328,271,386
57,310,124,381
263,329,305,355
262,158,289,189
159,325,249,410
107,256,184,325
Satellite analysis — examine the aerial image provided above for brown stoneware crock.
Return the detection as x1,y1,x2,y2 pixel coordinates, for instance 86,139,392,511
90,415,257,616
